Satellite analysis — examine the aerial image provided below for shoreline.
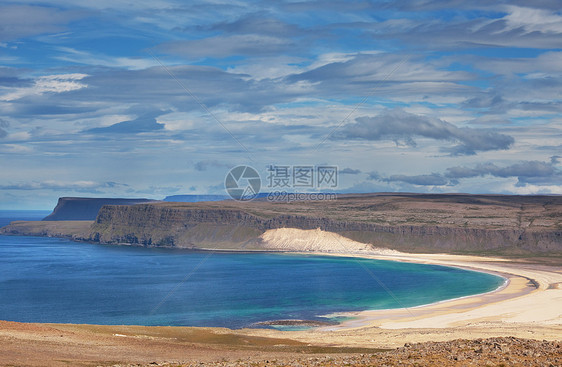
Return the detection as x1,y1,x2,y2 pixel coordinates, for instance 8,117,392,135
233,250,560,349
277,250,534,331
217,250,516,330
231,249,517,329
244,254,562,340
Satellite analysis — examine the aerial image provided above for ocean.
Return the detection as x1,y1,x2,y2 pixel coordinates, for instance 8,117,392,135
0,210,505,329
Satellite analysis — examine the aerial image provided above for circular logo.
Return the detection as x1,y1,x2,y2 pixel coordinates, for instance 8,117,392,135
224,165,261,201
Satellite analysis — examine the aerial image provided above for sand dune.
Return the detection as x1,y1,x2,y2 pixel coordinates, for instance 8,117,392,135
259,227,400,255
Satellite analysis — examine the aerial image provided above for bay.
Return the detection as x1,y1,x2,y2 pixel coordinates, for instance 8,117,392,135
0,211,504,329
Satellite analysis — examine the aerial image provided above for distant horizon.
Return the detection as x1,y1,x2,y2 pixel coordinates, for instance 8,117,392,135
2,190,562,211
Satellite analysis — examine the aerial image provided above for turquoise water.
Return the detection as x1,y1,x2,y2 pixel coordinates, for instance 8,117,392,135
0,211,505,329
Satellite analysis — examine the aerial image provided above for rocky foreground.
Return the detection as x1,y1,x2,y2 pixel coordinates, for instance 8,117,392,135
117,337,561,367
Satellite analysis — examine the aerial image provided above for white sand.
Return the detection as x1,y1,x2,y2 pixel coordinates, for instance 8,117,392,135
259,227,401,255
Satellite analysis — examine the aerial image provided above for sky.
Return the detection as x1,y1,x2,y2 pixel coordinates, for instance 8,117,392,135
0,0,561,209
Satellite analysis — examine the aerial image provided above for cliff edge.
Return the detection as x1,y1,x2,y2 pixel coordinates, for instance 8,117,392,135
42,197,157,221
88,194,562,255
3,193,560,256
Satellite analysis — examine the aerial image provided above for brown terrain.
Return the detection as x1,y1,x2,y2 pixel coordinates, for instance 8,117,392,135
0,320,560,367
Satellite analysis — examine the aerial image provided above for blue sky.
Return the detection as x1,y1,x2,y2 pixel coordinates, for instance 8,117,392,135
0,0,561,209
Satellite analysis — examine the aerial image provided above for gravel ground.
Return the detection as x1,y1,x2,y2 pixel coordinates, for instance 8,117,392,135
109,337,561,367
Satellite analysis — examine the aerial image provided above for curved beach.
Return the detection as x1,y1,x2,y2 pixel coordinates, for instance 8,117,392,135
239,248,562,348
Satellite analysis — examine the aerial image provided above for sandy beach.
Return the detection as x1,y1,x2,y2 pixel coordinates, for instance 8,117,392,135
338,253,560,329
256,228,562,332
1,229,560,366
233,248,561,348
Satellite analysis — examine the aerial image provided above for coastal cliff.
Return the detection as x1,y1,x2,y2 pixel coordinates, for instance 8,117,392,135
2,194,560,255
88,194,562,255
42,197,156,221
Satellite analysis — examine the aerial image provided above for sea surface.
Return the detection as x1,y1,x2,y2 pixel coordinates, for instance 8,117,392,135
0,210,505,329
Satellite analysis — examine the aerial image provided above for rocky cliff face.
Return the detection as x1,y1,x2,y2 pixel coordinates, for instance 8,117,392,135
42,197,157,221
90,205,264,248
89,203,562,254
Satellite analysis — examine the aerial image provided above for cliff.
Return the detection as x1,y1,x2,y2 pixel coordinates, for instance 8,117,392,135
42,197,157,221
3,193,560,256
88,194,562,255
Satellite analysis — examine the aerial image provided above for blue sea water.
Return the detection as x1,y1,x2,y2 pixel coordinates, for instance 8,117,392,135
0,211,505,329
0,210,52,228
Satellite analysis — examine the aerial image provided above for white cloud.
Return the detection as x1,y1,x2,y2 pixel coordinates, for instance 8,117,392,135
500,180,562,195
227,56,307,80
157,112,197,131
0,180,129,191
0,73,88,101
6,131,31,141
471,51,562,76
160,34,294,58
0,5,82,41
0,144,33,153
55,47,159,70
503,6,562,34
